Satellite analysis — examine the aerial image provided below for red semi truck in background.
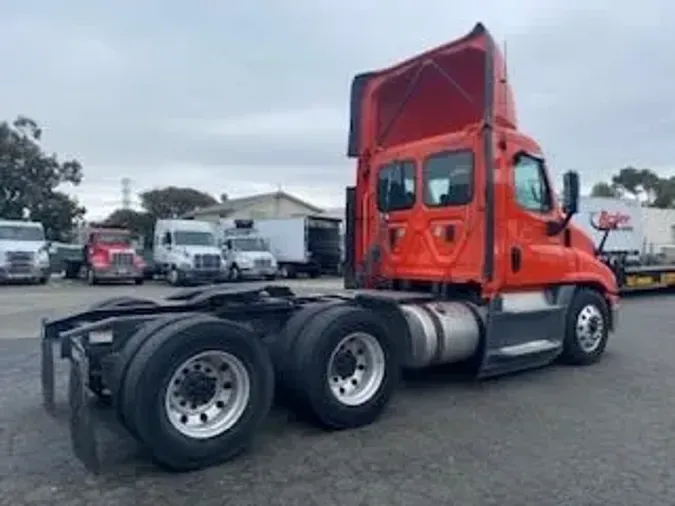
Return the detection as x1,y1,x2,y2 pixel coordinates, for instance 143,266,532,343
63,225,145,285
41,23,618,473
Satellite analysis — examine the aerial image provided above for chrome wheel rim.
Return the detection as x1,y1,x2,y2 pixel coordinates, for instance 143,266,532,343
326,332,386,406
164,350,250,439
576,304,605,353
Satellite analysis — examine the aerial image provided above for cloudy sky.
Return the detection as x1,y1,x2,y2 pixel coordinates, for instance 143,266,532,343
1,1,673,220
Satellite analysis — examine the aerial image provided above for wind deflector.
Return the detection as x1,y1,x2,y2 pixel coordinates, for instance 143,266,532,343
347,23,517,157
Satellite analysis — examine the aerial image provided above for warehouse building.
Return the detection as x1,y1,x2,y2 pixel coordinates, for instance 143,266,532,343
182,190,326,222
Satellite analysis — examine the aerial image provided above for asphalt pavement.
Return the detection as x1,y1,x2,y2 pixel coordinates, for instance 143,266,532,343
1,279,675,505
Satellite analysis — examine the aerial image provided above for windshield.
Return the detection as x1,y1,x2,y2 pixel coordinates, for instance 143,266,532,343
96,233,132,245
174,231,215,246
0,225,45,241
231,237,268,251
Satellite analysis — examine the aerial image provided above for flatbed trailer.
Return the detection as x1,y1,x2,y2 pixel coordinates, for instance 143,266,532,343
39,22,620,474
615,263,675,292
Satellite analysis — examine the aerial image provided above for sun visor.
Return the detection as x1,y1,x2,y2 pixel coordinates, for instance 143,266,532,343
347,23,517,158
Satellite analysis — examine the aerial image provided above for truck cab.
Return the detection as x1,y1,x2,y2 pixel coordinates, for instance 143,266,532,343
75,227,145,285
153,219,228,286
346,23,617,303
220,220,278,281
0,219,50,284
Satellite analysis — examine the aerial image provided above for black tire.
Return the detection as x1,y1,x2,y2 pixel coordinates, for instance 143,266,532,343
285,304,401,430
309,269,320,279
264,275,276,281
559,288,610,366
123,315,274,471
38,276,49,285
168,268,181,286
114,314,194,437
269,301,345,401
134,277,144,285
229,265,240,282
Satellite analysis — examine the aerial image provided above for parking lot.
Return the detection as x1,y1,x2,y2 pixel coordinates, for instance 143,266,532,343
1,280,675,505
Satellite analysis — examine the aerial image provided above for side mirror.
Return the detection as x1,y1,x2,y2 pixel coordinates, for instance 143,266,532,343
562,171,580,215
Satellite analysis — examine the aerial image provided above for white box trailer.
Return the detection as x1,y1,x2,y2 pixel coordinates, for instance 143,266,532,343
572,196,643,255
572,196,675,291
253,216,342,278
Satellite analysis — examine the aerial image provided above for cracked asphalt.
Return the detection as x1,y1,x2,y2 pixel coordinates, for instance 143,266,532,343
1,280,675,506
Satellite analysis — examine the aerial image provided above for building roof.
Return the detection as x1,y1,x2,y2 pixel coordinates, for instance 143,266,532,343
183,190,325,218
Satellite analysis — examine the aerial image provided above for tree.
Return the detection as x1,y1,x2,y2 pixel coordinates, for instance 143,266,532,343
103,208,155,248
139,186,218,219
0,115,85,241
591,166,675,208
590,182,618,198
610,166,662,205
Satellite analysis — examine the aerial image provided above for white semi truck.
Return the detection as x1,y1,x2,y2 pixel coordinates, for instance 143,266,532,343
153,219,228,286
219,220,278,280
0,219,50,284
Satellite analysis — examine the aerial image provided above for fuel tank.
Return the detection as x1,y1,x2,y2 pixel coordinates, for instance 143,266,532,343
399,301,483,369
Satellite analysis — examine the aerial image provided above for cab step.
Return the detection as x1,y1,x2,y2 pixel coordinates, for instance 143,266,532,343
477,291,567,378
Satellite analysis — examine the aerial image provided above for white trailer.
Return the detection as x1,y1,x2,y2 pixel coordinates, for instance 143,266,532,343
572,196,675,291
573,196,643,256
253,216,342,278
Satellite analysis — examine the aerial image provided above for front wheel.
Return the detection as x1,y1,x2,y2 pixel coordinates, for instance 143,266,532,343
559,288,610,366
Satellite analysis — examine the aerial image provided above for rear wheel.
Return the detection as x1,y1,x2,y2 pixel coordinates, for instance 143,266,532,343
559,288,610,366
284,305,400,429
122,316,274,471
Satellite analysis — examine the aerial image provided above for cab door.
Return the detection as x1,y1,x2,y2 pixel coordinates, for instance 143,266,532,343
503,151,572,289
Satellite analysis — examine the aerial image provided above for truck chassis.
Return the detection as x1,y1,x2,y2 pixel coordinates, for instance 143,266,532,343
40,282,615,474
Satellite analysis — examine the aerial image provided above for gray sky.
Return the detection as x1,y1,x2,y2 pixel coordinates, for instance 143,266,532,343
1,1,673,219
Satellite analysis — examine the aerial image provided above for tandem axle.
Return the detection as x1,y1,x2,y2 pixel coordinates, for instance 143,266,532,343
40,282,614,473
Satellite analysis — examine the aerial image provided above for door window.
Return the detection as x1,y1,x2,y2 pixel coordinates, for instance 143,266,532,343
423,150,473,207
377,160,416,212
513,153,553,213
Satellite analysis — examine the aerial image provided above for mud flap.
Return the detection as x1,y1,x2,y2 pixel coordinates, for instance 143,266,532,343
477,292,567,379
68,344,100,474
40,320,55,413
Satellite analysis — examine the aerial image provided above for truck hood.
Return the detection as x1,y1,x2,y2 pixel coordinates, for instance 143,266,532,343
233,251,276,264
174,245,223,257
347,22,516,156
0,239,46,254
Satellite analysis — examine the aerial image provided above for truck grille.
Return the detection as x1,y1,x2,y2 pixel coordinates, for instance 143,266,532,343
111,252,134,267
7,251,34,274
194,254,221,269
254,258,272,268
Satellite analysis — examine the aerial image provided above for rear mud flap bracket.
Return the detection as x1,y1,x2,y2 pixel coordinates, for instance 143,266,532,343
68,343,100,474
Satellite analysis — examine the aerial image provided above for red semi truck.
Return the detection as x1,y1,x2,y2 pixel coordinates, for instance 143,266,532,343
41,23,618,473
63,225,145,285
